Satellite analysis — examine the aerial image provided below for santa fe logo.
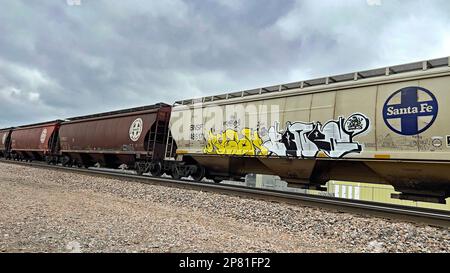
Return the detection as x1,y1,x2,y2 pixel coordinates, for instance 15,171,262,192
129,118,143,142
383,87,438,136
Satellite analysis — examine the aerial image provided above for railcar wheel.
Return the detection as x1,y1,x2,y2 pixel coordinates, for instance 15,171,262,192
135,163,145,176
191,165,205,182
45,156,53,165
136,169,144,176
213,178,223,183
171,165,182,180
61,156,70,167
150,161,163,177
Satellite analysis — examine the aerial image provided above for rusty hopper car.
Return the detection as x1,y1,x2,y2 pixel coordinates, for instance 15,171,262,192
0,128,13,158
168,57,450,204
58,103,172,172
9,121,61,162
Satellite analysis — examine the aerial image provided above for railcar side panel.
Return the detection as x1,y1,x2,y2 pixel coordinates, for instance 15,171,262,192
417,76,450,156
59,105,172,167
375,80,421,156
59,114,157,153
171,75,450,161
169,67,450,202
0,129,12,157
334,86,377,154
9,122,60,160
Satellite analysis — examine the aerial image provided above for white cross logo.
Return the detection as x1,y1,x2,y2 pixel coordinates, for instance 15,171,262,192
129,118,143,142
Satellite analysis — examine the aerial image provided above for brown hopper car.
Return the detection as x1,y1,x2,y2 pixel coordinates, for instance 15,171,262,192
58,103,172,171
9,121,61,162
0,128,12,158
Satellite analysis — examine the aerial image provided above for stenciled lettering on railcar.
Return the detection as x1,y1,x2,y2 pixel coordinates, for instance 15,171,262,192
190,124,204,141
383,87,438,136
40,129,48,144
129,118,143,142
447,136,450,148
204,113,370,159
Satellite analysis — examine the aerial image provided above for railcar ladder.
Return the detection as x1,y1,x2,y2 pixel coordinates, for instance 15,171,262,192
164,131,175,160
150,111,170,160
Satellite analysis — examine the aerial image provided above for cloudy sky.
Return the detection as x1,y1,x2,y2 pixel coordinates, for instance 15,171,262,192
1,0,449,127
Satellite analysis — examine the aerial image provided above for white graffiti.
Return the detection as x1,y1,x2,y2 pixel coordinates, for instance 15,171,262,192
1,133,6,145
263,113,370,159
40,129,48,144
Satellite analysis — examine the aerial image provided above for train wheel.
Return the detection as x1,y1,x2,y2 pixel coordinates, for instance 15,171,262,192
191,165,205,182
61,157,70,167
135,163,145,176
171,165,181,180
136,169,144,176
213,178,223,183
45,156,52,165
150,161,163,177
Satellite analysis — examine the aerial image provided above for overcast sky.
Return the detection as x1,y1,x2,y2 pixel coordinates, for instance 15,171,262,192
1,0,449,127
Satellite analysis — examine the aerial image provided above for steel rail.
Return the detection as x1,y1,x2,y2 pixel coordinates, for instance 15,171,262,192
1,159,449,228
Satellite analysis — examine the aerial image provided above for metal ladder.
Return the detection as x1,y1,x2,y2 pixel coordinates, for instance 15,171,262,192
164,130,175,160
150,111,170,160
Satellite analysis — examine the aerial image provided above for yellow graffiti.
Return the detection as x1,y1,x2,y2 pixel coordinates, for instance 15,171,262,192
204,128,268,156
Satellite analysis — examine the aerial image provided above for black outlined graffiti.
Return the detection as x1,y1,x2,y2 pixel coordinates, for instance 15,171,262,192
263,113,370,159
345,114,365,131
281,129,298,157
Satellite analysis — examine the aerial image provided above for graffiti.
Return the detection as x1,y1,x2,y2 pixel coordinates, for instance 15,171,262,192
223,119,241,129
263,113,370,158
204,128,269,156
345,115,366,131
40,129,48,144
203,113,370,158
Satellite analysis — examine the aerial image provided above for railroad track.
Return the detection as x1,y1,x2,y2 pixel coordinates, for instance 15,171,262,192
1,159,449,228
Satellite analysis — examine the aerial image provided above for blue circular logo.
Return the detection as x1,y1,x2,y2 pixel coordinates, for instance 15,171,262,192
383,87,438,136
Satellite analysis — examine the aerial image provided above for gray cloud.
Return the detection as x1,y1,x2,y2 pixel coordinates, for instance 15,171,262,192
1,0,449,127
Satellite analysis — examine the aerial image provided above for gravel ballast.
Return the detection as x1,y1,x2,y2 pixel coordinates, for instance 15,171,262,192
0,162,448,253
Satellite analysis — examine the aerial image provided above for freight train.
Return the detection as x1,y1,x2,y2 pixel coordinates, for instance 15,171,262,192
1,57,450,204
